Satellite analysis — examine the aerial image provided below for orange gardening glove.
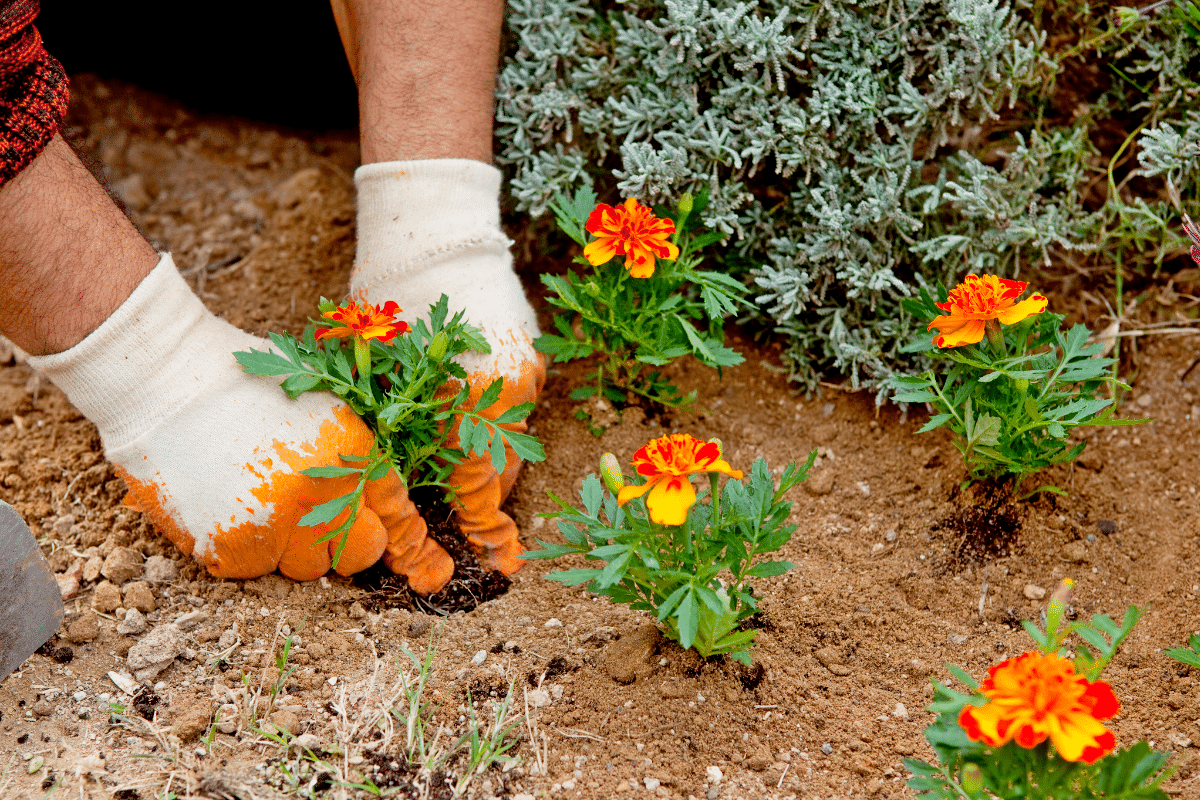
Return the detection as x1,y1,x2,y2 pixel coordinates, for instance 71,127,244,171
28,254,453,589
352,158,545,582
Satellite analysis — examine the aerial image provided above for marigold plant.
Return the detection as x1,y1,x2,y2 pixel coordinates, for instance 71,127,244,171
907,583,1173,799
891,275,1143,495
235,296,544,565
535,187,746,416
524,433,815,664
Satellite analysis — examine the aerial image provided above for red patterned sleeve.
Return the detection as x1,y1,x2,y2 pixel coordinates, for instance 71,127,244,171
0,0,69,187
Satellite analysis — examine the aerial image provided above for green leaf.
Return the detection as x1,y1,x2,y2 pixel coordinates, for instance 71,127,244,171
656,584,689,622
473,378,505,413
301,466,363,478
569,386,598,400
916,414,953,434
235,348,302,377
489,431,507,474
745,560,796,578
503,430,546,462
545,568,602,587
894,389,938,403
676,590,699,650
298,492,356,527
493,402,535,424
281,373,322,397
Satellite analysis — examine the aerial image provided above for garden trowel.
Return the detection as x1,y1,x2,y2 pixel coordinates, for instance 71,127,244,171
0,500,63,679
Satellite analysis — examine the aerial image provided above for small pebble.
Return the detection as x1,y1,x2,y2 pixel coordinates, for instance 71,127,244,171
72,691,87,702
562,779,577,790
26,755,43,774
707,787,720,800
706,766,723,784
643,778,661,791
544,618,563,629
471,650,487,666
32,700,53,717
892,702,909,720
821,743,833,755
1023,584,1046,600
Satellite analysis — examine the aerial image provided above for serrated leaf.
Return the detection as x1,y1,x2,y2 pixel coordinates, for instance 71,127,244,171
298,492,356,527
281,373,322,397
235,348,302,376
473,378,505,413
301,466,363,478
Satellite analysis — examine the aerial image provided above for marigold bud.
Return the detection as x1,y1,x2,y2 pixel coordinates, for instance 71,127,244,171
584,281,601,297
678,192,694,216
428,330,449,362
600,453,625,494
318,296,337,314
961,763,984,795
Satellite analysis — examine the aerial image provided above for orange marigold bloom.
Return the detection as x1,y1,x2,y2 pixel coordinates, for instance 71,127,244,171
583,197,681,278
958,651,1119,765
927,274,1047,348
316,299,411,343
616,434,742,526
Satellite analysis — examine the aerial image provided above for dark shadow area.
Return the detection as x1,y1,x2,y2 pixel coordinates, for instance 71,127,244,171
37,1,358,129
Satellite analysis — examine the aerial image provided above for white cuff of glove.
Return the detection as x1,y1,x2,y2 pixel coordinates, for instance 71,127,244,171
352,159,539,376
28,253,252,452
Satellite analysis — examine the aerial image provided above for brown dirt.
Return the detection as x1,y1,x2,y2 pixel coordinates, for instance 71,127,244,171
2,76,1200,800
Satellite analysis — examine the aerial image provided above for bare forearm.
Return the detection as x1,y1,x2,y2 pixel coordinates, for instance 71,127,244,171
0,135,158,355
330,0,505,164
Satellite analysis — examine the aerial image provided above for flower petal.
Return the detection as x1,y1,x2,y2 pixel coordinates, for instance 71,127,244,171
584,237,621,267
994,293,1048,325
931,318,986,348
645,476,696,526
617,480,654,507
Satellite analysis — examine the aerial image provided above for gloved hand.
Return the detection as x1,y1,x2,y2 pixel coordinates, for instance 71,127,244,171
352,159,545,577
28,254,453,590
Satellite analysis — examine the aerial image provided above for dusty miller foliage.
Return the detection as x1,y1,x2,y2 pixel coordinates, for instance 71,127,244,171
496,0,1194,394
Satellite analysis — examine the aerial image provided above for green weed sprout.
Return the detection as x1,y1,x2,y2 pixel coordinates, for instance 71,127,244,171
235,294,544,567
907,580,1173,799
524,433,814,664
535,187,745,414
1164,633,1200,670
891,274,1143,495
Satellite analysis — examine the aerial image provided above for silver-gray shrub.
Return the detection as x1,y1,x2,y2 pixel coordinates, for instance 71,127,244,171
495,0,1109,393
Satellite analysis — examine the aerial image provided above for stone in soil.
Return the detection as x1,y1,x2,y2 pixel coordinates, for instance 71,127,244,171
142,555,179,584
100,547,143,585
56,566,82,600
804,466,835,495
269,708,302,737
599,624,662,685
91,580,121,613
170,701,213,741
116,608,147,636
126,624,184,682
122,581,156,613
63,611,99,643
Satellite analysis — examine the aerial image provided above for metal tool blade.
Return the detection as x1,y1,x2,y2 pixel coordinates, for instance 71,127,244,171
0,500,64,678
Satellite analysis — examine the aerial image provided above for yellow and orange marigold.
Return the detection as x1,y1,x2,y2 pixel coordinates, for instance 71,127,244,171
583,197,680,278
616,433,742,526
927,274,1047,349
316,299,411,344
958,651,1119,765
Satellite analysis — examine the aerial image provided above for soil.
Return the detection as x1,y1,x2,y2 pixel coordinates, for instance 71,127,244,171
2,76,1200,800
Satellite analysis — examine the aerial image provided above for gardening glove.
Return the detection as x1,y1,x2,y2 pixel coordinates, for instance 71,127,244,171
352,158,545,578
27,253,454,590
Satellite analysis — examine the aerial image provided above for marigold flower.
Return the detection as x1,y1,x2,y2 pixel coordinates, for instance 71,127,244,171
583,197,680,278
316,299,411,343
958,651,1119,764
927,274,1047,348
616,434,742,526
